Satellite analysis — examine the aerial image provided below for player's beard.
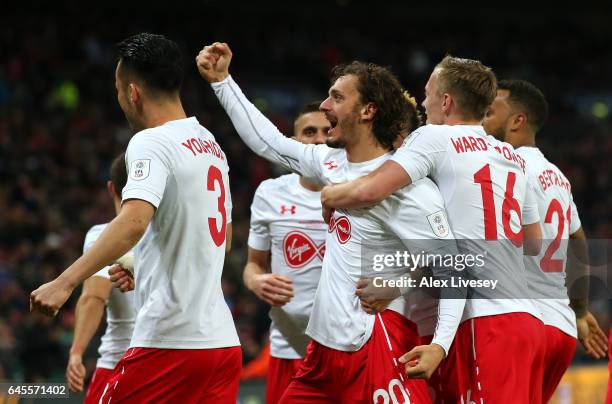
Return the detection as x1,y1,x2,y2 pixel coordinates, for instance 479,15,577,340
325,114,358,149
486,124,507,141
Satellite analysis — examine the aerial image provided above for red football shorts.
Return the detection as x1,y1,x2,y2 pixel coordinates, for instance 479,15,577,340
279,310,431,403
98,346,241,403
266,357,304,404
541,325,576,403
84,367,114,404
421,312,545,404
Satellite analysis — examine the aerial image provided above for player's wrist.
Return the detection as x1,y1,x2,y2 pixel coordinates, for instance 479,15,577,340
430,343,447,359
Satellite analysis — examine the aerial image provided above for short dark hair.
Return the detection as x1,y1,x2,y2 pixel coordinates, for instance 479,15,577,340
117,33,183,94
296,101,323,119
498,79,549,132
110,152,127,196
331,61,416,150
435,56,497,121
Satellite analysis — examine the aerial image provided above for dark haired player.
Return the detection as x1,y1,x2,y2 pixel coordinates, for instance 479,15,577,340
320,57,546,403
244,102,329,403
484,79,607,402
31,33,240,403
198,42,464,403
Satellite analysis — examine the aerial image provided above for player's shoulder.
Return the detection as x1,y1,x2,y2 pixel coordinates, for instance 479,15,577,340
256,173,296,192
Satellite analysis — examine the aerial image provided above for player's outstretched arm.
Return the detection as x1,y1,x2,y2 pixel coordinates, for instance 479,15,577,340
66,277,111,392
321,160,412,211
30,199,154,316
197,42,324,181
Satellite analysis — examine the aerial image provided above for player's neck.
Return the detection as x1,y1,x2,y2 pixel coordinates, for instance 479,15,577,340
444,115,482,126
345,129,389,163
299,176,323,192
143,99,187,129
507,132,536,149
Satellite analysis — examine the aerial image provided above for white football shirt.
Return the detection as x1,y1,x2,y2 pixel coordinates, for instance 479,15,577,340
517,146,581,338
83,224,135,369
212,77,462,353
248,173,326,359
122,117,239,349
391,125,541,321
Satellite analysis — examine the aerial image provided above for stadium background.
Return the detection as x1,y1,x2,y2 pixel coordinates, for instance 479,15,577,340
0,2,610,402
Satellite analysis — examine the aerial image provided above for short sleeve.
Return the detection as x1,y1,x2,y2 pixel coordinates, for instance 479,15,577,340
390,126,447,183
522,181,540,225
122,131,173,208
247,184,272,251
568,199,582,234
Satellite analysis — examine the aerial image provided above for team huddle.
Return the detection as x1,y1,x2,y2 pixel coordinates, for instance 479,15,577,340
29,33,607,403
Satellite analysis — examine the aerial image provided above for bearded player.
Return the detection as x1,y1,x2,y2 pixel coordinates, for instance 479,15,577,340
483,79,607,402
198,42,466,403
244,102,329,403
31,33,240,403
320,56,546,403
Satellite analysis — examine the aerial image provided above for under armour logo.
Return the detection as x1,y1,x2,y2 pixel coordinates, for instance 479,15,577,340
323,160,338,170
280,205,297,215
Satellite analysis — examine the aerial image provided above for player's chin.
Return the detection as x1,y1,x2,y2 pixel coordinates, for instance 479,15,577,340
325,131,345,149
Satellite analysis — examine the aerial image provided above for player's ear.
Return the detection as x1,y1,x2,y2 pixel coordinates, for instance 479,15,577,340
107,180,116,199
441,93,452,114
511,113,526,131
128,83,139,105
361,102,377,121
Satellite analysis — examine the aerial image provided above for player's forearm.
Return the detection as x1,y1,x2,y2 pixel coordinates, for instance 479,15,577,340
568,228,589,317
429,259,467,355
69,296,105,356
243,262,266,291
321,161,410,209
211,76,307,174
58,214,146,289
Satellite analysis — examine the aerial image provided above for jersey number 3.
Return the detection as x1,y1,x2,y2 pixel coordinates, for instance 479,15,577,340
207,165,227,247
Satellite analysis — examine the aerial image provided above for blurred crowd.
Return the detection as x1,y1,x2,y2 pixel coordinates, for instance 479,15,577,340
1,4,610,382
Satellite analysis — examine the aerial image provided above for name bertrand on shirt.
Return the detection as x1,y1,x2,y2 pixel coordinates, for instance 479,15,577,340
373,275,499,291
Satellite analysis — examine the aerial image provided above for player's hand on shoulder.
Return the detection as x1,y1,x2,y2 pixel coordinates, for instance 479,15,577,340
251,273,294,306
196,42,232,83
108,264,134,293
30,277,74,316
399,343,446,379
66,354,86,392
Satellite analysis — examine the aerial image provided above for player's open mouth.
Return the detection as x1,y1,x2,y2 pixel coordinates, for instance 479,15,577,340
327,117,338,135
